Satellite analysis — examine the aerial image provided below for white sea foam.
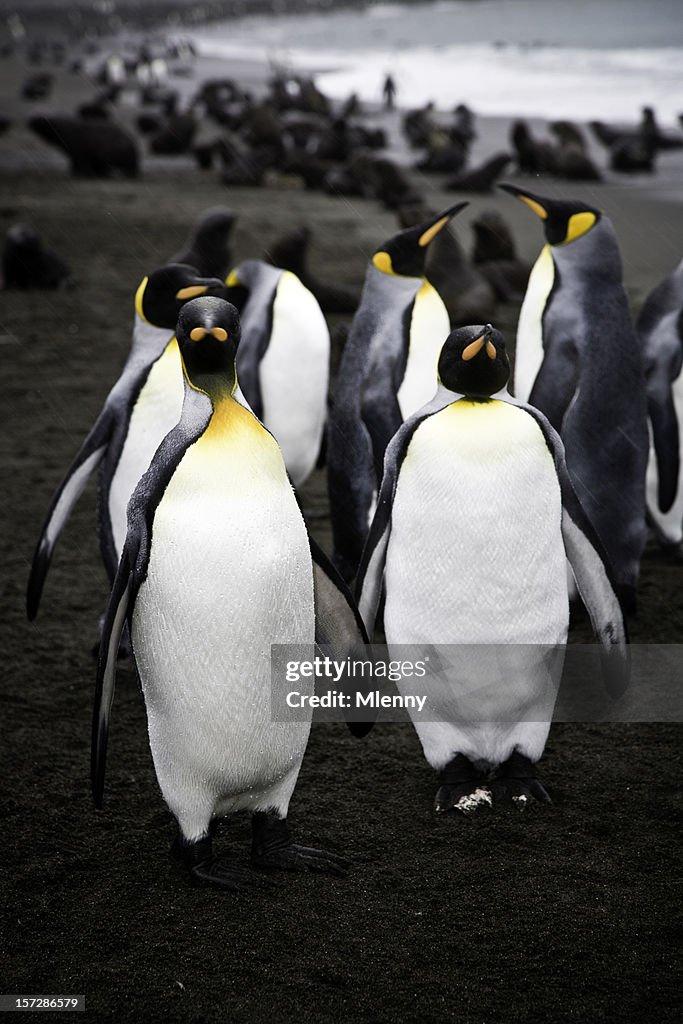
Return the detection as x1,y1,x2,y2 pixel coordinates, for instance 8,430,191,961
192,33,683,124
187,0,683,124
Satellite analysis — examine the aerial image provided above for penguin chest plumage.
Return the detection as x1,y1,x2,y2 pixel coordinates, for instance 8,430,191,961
397,281,451,419
513,244,554,402
109,338,183,557
384,399,568,646
132,398,315,818
383,399,568,769
258,271,330,486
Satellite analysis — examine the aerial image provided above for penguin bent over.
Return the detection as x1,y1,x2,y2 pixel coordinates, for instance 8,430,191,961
357,324,629,812
94,296,364,888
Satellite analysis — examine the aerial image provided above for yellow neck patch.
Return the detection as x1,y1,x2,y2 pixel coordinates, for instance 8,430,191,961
372,251,393,275
135,276,149,323
564,211,597,244
198,393,284,475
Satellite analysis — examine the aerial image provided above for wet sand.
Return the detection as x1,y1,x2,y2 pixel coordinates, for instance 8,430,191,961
1,25,682,1024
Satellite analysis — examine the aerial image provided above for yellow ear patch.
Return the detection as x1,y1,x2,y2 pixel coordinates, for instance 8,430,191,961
134,276,149,322
519,196,548,220
372,251,393,274
212,327,228,342
565,211,597,243
418,215,449,247
225,270,239,287
486,341,497,359
462,335,485,361
190,327,206,342
176,284,209,300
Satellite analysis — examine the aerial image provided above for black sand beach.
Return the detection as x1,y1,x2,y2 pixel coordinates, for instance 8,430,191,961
1,13,682,1023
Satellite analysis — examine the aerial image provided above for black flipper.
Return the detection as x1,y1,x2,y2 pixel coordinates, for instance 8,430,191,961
526,332,579,433
308,536,373,738
27,406,115,619
92,565,132,808
648,380,680,513
513,398,630,696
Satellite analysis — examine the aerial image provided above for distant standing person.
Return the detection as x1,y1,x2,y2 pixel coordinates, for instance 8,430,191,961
382,72,397,110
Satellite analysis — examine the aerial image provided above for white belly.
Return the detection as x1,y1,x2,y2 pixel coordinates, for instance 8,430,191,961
384,399,568,768
109,339,184,558
397,282,450,419
260,272,330,486
131,413,315,832
513,245,554,402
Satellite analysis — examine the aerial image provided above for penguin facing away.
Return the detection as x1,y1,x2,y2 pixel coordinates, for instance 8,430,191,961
94,296,363,888
26,264,224,621
225,259,330,488
637,258,683,555
327,202,467,583
168,206,236,279
499,183,648,612
357,324,629,812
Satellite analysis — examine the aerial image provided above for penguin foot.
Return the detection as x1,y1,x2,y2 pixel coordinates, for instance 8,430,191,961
435,784,492,814
495,751,552,807
434,753,491,814
170,832,278,891
250,811,349,877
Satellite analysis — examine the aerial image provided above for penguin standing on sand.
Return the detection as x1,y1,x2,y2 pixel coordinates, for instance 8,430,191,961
225,259,330,488
357,324,629,812
27,264,223,621
94,297,361,888
499,183,648,612
327,203,467,582
637,258,683,556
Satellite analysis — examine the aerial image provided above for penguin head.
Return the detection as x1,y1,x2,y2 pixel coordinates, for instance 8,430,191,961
224,258,268,310
176,296,241,398
498,183,601,246
135,263,225,329
371,201,468,277
186,206,236,278
437,323,510,398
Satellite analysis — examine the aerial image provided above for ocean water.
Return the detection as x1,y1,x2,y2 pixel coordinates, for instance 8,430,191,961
188,0,683,123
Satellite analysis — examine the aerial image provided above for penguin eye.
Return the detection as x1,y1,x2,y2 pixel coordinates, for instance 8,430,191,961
211,327,228,342
190,327,206,342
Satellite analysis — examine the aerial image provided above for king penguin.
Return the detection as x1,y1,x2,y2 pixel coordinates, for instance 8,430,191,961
26,263,224,621
637,258,683,557
327,202,467,583
94,296,365,888
357,324,629,812
225,258,329,488
499,183,648,612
